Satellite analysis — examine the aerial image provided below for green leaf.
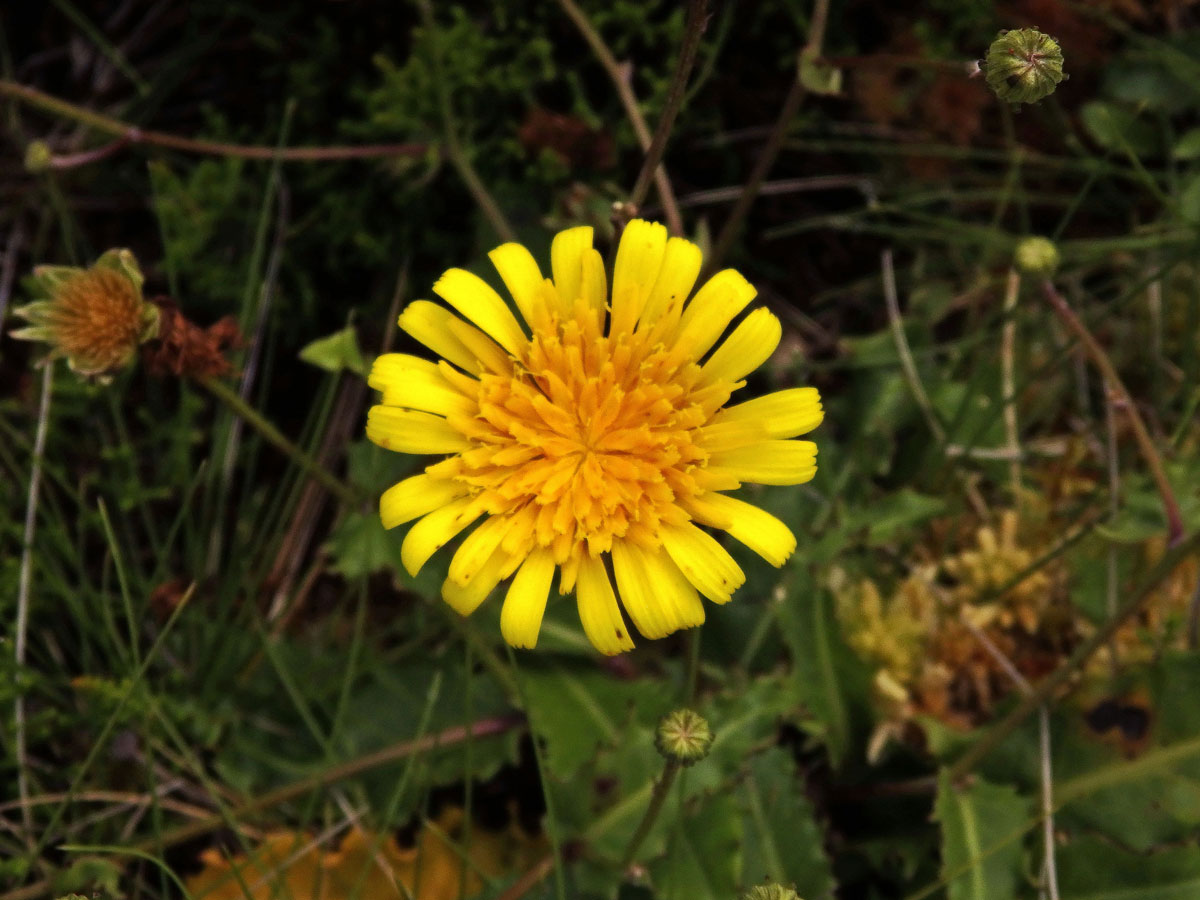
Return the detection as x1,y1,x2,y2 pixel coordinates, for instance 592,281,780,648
651,792,742,900
324,509,402,578
934,772,1029,900
843,488,947,546
799,48,842,96
739,747,835,897
1180,173,1200,225
1057,838,1200,900
299,324,367,375
777,569,871,767
1080,102,1156,156
521,662,651,779
1172,128,1200,159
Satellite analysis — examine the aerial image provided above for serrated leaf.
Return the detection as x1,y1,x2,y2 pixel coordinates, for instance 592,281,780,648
934,772,1029,900
299,324,367,375
740,747,835,898
325,509,402,578
844,488,947,545
521,662,649,779
651,792,742,900
1057,838,1200,900
777,569,871,767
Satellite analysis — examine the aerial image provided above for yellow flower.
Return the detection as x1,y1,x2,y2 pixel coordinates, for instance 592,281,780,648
366,221,822,653
11,249,158,377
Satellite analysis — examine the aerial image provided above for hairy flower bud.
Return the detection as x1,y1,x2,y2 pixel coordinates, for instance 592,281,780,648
24,140,53,173
984,29,1066,106
1014,236,1060,276
654,709,713,765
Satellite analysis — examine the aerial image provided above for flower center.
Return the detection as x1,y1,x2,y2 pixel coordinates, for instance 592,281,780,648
433,303,735,565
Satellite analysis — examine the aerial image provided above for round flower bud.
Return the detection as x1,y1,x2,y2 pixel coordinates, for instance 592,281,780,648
742,884,803,900
1014,236,1060,276
24,141,53,173
654,709,713,766
984,29,1066,106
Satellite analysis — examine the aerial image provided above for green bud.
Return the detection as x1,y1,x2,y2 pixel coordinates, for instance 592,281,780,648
1014,236,1060,276
654,709,713,765
984,29,1066,106
24,140,53,173
741,884,803,900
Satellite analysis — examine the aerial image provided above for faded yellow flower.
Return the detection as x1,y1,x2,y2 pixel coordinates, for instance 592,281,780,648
367,221,822,653
11,249,158,377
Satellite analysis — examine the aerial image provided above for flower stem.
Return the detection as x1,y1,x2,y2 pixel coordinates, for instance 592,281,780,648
1041,280,1184,544
628,0,708,225
198,375,360,507
0,80,427,162
556,0,684,236
620,757,681,868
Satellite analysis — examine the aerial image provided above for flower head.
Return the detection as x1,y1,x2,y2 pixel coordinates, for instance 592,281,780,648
655,709,713,765
11,249,158,377
984,28,1066,106
367,221,822,653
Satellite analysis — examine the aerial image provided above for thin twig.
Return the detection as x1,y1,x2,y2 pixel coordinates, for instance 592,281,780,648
0,214,26,328
1038,705,1061,900
705,0,832,275
946,529,1200,783
1104,396,1121,670
1042,280,1184,544
1001,268,1022,501
415,0,516,243
555,0,683,235
881,250,988,519
14,361,54,844
0,80,427,162
627,0,707,223
959,615,1059,899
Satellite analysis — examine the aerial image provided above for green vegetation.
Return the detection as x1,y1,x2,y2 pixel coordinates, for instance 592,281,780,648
3,2,1200,899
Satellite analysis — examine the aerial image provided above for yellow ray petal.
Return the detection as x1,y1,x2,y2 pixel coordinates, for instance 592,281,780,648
701,307,782,384
611,539,669,639
708,387,824,438
692,492,796,567
401,496,481,576
433,268,528,355
639,236,702,329
638,546,706,633
579,247,608,317
371,354,476,416
660,522,745,603
500,549,555,648
709,440,818,485
610,219,667,335
672,269,757,360
550,226,594,308
366,406,471,454
698,419,770,453
490,242,556,325
397,300,480,373
442,544,508,616
448,515,508,587
576,554,635,655
381,474,469,529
